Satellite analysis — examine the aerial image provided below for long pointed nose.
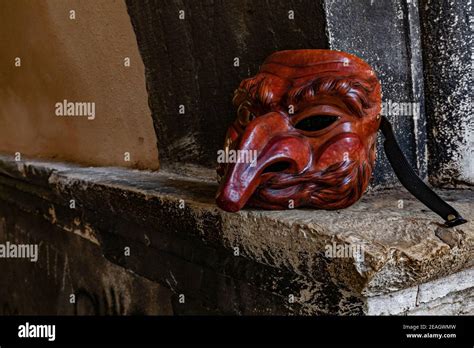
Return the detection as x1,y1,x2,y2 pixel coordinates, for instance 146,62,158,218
216,112,312,212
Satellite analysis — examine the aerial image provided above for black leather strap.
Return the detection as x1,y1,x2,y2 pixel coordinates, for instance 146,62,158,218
379,116,467,227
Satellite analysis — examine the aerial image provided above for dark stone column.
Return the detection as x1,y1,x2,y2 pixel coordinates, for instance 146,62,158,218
126,0,427,187
419,0,473,187
125,0,328,167
324,0,427,186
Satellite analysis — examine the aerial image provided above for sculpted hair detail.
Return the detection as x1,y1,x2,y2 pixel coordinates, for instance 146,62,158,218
234,74,379,118
286,76,378,117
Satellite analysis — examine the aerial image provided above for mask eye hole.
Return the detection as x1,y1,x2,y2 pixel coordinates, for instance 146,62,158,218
294,115,339,132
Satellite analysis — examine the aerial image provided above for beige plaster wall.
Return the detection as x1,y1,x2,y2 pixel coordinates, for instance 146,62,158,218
0,0,159,169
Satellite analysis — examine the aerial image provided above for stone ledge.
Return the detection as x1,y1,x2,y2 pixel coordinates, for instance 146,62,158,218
0,154,472,315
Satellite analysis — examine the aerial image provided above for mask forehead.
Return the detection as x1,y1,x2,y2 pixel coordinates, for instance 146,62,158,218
261,49,377,83
235,50,381,122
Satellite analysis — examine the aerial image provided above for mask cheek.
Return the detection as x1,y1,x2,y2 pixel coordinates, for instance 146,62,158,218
313,136,364,171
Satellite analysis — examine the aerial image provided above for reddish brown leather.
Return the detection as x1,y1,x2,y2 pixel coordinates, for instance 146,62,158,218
216,49,382,212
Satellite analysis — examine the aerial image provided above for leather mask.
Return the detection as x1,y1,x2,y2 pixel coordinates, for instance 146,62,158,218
216,49,466,228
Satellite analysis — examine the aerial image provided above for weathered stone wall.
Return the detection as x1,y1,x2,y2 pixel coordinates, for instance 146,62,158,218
419,0,473,187
324,0,427,185
125,0,430,187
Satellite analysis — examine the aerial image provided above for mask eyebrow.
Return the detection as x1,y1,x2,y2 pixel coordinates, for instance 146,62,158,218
285,76,376,117
290,103,348,120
